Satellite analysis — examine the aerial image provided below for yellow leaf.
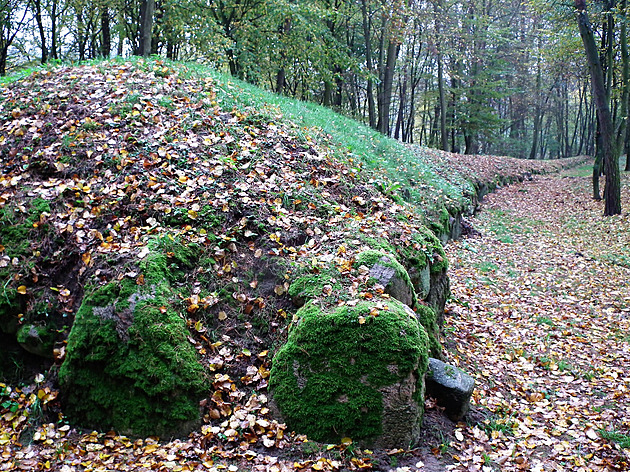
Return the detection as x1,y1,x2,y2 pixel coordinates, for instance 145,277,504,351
358,316,366,324
188,209,198,219
341,437,352,445
17,285,27,295
218,311,227,321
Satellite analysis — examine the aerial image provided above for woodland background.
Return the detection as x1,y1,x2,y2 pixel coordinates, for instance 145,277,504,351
4,0,630,164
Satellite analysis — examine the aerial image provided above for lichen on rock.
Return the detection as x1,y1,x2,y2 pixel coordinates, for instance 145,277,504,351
269,299,429,447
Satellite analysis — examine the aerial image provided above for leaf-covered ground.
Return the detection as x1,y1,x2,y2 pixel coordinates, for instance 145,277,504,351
444,171,630,471
0,58,622,472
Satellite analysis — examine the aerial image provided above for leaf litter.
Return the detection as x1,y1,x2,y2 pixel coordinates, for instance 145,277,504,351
444,172,630,471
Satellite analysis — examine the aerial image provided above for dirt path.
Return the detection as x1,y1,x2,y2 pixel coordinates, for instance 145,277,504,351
442,172,630,471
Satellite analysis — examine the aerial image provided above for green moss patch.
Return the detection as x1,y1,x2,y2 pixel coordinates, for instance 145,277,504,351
416,305,441,358
0,198,51,332
16,323,55,357
288,269,343,307
269,300,428,444
58,239,207,437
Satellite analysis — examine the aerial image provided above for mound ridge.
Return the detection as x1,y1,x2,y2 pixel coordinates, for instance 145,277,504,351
0,59,449,441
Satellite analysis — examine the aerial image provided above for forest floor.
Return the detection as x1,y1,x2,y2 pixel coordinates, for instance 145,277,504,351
3,171,628,472
442,170,630,471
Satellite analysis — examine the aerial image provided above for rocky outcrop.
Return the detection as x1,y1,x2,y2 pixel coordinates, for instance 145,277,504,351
58,237,207,437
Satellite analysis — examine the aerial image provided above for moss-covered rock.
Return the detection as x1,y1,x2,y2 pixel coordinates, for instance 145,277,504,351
0,198,51,335
355,250,417,308
415,305,441,359
288,269,343,307
269,299,429,448
58,237,207,437
16,323,55,358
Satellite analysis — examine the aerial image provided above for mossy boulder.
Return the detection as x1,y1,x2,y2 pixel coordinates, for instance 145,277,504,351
269,299,429,448
355,250,417,308
58,238,207,437
0,198,51,335
288,269,343,307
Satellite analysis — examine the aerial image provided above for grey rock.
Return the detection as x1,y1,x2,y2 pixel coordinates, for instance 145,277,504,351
408,263,431,300
426,357,474,421
375,369,424,449
370,256,415,307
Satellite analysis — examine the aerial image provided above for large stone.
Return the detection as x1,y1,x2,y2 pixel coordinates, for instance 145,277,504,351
427,270,450,326
16,323,54,358
357,250,416,307
269,299,429,448
425,358,475,421
59,237,206,437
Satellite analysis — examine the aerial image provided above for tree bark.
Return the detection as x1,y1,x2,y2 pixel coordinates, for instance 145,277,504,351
377,39,400,135
101,7,111,58
575,0,621,215
435,0,448,151
30,0,47,63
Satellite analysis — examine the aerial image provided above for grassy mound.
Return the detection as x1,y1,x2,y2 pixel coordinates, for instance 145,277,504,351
0,57,587,451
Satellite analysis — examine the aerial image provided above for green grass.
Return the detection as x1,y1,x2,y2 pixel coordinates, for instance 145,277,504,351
0,65,43,85
173,60,470,222
599,430,630,449
475,261,499,273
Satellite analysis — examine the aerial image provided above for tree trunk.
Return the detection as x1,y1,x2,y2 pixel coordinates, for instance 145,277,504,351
50,0,58,59
361,0,376,129
435,0,448,151
139,0,155,57
575,0,621,215
377,39,400,136
101,7,111,58
30,0,48,63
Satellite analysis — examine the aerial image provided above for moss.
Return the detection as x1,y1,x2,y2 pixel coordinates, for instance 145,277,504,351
407,227,448,275
16,323,55,357
415,305,441,358
428,206,451,240
0,198,51,333
270,299,428,443
59,241,207,437
144,235,201,284
0,197,51,257
358,236,396,255
288,268,342,306
0,289,21,334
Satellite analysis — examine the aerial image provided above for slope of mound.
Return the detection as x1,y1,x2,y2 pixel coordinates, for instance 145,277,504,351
0,58,588,470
